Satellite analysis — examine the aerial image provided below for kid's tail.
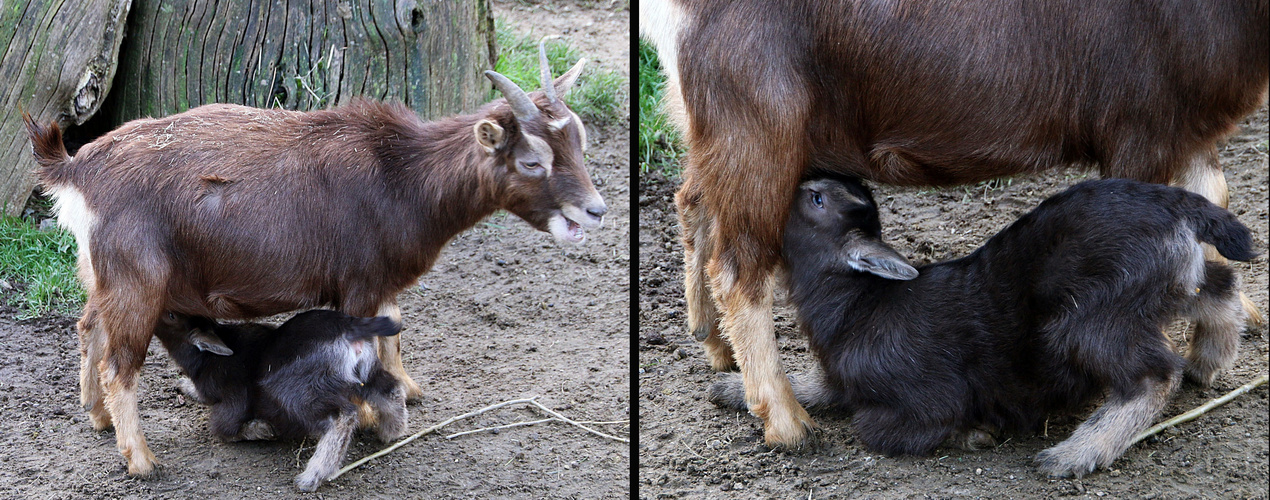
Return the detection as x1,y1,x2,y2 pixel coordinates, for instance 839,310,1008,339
345,316,403,342
1190,198,1257,262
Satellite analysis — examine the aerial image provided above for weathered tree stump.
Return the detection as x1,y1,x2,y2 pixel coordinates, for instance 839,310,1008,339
0,0,131,216
98,0,496,125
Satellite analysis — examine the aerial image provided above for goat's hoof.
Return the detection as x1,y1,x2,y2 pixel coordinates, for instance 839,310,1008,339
124,450,160,478
707,374,747,410
1183,365,1220,387
239,419,276,441
295,472,323,492
761,406,818,449
950,428,998,451
401,379,424,403
703,341,738,372
1034,446,1097,479
88,410,114,431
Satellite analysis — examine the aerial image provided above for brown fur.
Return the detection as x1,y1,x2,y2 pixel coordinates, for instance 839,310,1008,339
644,0,1269,447
23,65,601,476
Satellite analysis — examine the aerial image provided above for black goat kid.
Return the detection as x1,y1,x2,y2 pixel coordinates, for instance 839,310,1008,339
153,310,408,491
712,175,1254,478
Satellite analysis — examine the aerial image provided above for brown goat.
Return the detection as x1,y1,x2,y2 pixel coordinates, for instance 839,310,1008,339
24,46,604,476
642,0,1268,448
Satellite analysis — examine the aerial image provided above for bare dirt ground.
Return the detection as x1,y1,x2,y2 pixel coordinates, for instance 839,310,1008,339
638,106,1269,499
0,2,630,498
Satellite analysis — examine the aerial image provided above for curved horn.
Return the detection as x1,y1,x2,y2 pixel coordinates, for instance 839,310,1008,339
484,70,539,120
539,36,558,103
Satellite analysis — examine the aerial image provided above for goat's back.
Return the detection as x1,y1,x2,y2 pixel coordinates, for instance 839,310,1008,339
668,0,1268,185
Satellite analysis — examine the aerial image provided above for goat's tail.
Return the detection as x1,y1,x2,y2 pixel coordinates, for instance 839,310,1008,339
21,113,70,173
1188,196,1257,262
708,371,844,412
345,316,403,342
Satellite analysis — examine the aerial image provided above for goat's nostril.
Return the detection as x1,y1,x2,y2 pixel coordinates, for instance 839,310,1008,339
587,205,607,219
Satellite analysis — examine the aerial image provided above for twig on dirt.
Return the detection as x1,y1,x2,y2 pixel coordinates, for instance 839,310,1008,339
679,438,706,460
1131,373,1269,445
527,399,630,443
445,418,555,439
332,396,630,480
444,418,630,440
330,397,539,480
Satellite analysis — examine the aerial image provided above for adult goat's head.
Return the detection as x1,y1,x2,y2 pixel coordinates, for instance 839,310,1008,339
478,39,606,244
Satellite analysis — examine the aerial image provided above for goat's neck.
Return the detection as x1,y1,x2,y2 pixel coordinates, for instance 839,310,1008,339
392,113,502,250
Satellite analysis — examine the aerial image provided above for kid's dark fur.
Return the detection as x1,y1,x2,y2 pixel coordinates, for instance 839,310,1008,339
154,309,408,491
712,175,1254,478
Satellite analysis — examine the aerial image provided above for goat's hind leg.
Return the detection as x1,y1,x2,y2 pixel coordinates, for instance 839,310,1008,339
1036,371,1181,478
677,179,735,370
295,410,358,492
367,301,424,401
98,296,164,476
77,299,112,430
1184,262,1246,386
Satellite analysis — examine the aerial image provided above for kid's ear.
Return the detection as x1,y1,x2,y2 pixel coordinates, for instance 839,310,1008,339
842,236,919,281
190,330,234,356
474,119,505,154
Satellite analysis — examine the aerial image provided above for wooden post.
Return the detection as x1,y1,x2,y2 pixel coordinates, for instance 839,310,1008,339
0,0,131,216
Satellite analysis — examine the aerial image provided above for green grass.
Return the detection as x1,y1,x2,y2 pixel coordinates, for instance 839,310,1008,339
493,19,627,126
638,40,682,176
0,214,83,318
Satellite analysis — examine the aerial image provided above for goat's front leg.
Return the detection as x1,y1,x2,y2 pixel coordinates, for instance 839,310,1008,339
76,299,112,430
372,302,423,401
711,253,815,448
295,410,358,492
99,300,162,477
676,183,734,370
1171,148,1263,326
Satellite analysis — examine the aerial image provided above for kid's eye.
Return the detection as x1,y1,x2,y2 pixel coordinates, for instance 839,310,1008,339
811,191,823,208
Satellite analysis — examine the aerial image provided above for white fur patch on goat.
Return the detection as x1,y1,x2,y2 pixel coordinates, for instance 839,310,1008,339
640,0,688,87
523,133,555,173
547,115,572,131
47,184,97,282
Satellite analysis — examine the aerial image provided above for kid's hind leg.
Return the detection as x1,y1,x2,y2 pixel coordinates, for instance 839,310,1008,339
1184,262,1246,386
361,369,408,442
1035,372,1181,478
1171,148,1262,325
295,410,358,492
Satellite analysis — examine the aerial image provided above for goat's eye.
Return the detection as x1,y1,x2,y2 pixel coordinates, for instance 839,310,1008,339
522,161,540,170
811,191,824,208
167,313,175,320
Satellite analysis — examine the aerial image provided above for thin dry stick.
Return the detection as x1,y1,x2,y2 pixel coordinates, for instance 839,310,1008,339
528,399,630,443
445,418,632,440
1131,373,1268,445
445,418,556,439
330,397,538,480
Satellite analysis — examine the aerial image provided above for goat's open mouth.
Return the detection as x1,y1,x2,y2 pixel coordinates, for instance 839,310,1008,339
549,213,587,244
565,217,585,242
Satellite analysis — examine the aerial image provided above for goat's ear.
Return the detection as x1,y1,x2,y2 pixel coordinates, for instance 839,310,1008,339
190,330,234,356
473,119,505,154
842,237,919,281
552,59,587,97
